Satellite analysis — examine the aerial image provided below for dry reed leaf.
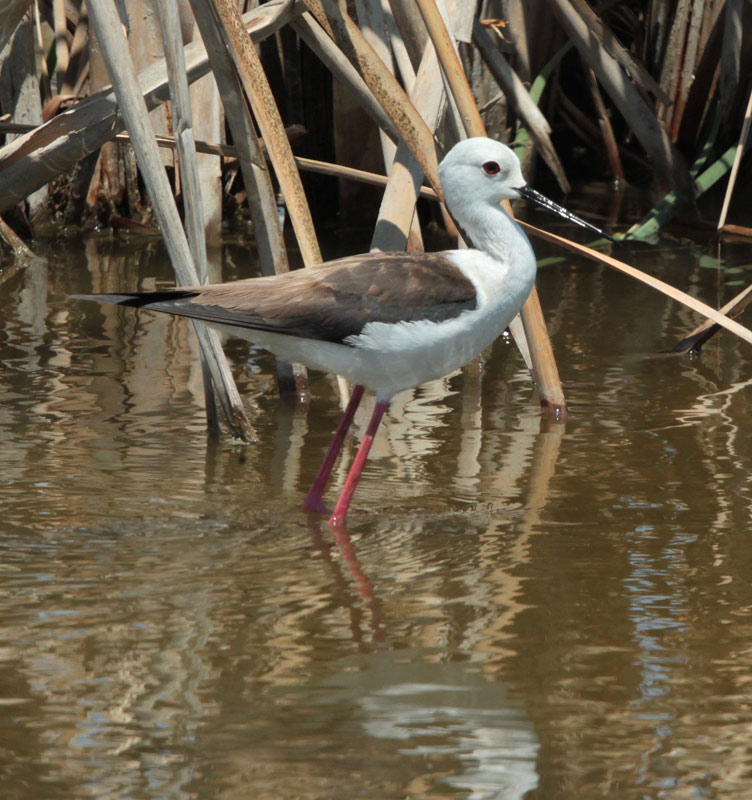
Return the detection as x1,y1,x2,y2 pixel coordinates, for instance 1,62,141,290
521,222,752,348
189,0,306,398
473,19,570,193
568,0,669,104
291,13,399,140
0,0,32,53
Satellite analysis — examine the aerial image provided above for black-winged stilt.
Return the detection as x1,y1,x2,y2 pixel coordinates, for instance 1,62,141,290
75,137,609,525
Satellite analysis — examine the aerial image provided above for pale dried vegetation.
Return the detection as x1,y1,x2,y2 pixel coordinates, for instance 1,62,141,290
0,0,750,434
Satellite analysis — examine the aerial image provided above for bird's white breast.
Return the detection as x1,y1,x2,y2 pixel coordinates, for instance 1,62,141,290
340,247,536,397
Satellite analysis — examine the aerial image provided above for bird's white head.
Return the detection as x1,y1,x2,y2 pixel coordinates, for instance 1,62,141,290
438,136,616,243
438,137,525,216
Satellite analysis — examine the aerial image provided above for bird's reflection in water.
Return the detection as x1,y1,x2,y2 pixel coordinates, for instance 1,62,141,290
307,515,389,653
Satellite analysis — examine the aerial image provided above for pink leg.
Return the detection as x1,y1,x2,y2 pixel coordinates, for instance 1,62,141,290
304,384,365,513
329,398,389,527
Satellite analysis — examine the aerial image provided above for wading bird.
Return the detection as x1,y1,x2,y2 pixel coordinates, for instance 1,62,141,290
75,137,609,526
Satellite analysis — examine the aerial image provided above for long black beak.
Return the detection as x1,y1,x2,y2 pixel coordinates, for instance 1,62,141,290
516,185,616,242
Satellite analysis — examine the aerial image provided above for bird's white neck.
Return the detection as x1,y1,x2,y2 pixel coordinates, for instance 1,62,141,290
454,200,536,277
455,203,532,261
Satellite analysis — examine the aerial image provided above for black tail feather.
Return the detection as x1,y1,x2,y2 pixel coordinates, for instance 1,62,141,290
72,290,200,308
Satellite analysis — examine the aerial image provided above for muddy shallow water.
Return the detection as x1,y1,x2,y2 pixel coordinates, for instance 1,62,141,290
1,210,752,798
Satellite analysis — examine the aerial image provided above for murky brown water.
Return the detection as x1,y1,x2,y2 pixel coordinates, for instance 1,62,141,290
2,206,752,799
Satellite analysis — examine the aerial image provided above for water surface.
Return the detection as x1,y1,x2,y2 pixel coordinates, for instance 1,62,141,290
1,212,752,798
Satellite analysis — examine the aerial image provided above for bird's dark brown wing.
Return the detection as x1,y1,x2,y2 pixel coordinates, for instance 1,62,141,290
74,251,478,344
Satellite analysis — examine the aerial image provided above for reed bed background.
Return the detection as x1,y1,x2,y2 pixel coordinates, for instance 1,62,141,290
0,0,750,437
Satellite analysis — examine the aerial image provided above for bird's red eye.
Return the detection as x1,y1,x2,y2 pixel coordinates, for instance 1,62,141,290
483,161,500,175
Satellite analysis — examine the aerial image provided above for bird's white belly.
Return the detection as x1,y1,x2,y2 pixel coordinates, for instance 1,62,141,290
213,299,517,400
343,306,511,393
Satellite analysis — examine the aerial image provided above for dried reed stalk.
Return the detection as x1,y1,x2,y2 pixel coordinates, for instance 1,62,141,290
720,0,743,118
670,0,706,140
717,86,752,230
156,0,220,429
60,3,89,96
0,215,35,258
0,119,437,197
51,0,69,92
414,0,568,418
523,221,752,347
657,0,690,126
357,0,424,253
369,19,445,252
584,65,624,184
547,0,695,205
211,0,322,269
189,0,306,398
472,18,570,193
155,0,208,281
0,1,295,215
85,0,251,440
301,0,442,194
568,0,669,104
0,0,32,53
290,12,399,140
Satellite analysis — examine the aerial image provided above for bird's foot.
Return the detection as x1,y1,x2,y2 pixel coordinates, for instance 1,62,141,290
303,493,331,515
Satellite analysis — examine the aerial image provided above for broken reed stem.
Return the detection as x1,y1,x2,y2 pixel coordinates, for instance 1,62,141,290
156,0,219,431
584,64,624,184
672,281,752,353
414,0,568,418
